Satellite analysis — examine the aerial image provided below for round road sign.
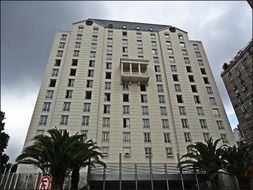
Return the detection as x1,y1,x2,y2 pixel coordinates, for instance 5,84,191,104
37,175,51,190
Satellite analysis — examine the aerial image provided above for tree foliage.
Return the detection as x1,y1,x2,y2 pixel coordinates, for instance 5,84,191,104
0,111,10,174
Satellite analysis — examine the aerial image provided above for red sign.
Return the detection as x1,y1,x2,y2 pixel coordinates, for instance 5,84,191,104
37,175,51,190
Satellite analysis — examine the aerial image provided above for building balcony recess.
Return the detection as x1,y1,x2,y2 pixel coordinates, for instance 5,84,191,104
120,58,149,84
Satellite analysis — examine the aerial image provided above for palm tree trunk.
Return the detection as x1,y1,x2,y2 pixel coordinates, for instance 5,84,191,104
51,174,65,190
71,167,80,190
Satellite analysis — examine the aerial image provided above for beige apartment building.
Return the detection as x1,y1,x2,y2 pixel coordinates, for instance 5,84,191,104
18,19,235,173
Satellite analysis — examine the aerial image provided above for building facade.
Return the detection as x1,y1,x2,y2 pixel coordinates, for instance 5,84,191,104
221,40,253,144
18,19,235,172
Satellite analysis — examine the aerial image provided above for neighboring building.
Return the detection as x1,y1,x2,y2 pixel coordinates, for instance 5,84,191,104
221,39,253,144
233,127,245,145
18,19,235,175
248,0,253,9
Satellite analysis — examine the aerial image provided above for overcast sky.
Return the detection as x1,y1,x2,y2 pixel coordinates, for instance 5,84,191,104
1,1,252,162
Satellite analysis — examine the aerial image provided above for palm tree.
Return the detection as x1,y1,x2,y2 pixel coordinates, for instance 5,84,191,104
69,139,105,190
16,128,84,190
178,138,226,190
223,144,253,189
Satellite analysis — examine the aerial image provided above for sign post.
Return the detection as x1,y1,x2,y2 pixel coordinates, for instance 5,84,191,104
37,175,51,190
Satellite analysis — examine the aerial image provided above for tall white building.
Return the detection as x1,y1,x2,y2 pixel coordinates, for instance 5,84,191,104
18,18,235,173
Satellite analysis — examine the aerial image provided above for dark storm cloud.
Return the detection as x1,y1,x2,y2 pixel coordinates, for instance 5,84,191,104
1,1,108,87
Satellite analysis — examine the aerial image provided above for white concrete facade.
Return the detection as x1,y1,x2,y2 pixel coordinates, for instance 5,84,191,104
18,19,235,172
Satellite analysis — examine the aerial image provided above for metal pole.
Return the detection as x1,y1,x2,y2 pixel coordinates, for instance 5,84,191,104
164,164,169,190
177,153,185,190
194,166,200,190
103,166,106,190
33,173,40,190
24,173,30,190
13,173,20,189
149,153,153,190
119,153,122,190
0,167,7,185
3,164,13,190
135,164,138,190
8,173,14,189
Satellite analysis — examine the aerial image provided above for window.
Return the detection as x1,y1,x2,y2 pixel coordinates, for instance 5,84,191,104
209,97,217,105
107,38,113,45
191,85,197,93
166,41,172,47
186,66,192,73
59,42,65,48
159,95,165,104
221,134,228,143
108,30,113,36
193,44,199,50
42,102,51,112
142,106,149,115
217,121,224,130
137,40,142,46
51,69,59,77
105,72,111,79
152,49,158,55
123,94,129,102
55,59,61,66
180,42,186,48
107,45,112,53
68,79,75,87
63,102,71,111
144,133,151,143
93,27,99,33
137,48,143,54
90,51,96,58
212,108,220,118
198,59,204,66
143,119,150,128
203,133,210,141
92,35,98,42
140,85,146,91
162,119,169,129
164,32,170,39
136,32,142,38
194,96,201,104
104,105,110,114
83,103,91,112
102,132,110,142
56,50,63,57
123,83,129,91
172,74,179,81
39,115,48,125
72,59,78,66
122,39,128,45
160,107,167,115
123,105,130,114
171,65,177,72
101,147,109,157
78,25,84,32
181,119,189,128
104,93,111,102
46,90,54,99
155,65,161,72
184,132,191,142
188,75,195,82
103,117,110,127
145,147,152,157
200,68,206,75
178,34,184,40
206,87,213,94
75,42,81,49
174,84,181,92
106,62,112,70
61,34,67,40
167,49,173,55
153,57,159,63
60,115,69,125
105,82,111,90
200,119,208,128
166,148,173,158
65,90,73,98
169,56,175,63
123,47,128,53
82,116,89,126
70,69,76,76
179,106,186,115
151,41,157,47
197,107,204,116
157,84,164,92
91,42,97,49
150,33,156,39
176,95,183,103
123,118,130,128
123,147,131,157
182,49,188,56
123,132,131,143
73,50,79,57
76,34,82,40
156,75,162,82
164,133,171,143
85,91,92,99
49,79,56,87
141,95,148,103
184,57,190,64
122,31,127,36
195,52,201,58
89,60,95,67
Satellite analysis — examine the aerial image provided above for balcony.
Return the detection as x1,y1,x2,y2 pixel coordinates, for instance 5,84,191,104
120,58,149,83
